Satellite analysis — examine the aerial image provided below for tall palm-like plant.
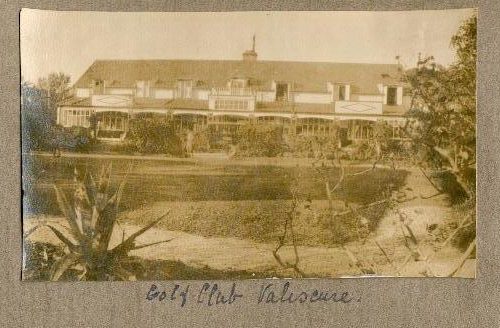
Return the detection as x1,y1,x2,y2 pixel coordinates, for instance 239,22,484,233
40,164,170,281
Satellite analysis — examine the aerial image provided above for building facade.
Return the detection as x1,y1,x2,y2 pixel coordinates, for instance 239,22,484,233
57,43,410,147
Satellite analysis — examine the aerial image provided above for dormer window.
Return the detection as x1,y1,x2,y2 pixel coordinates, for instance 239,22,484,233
176,79,193,99
136,80,151,98
387,87,397,105
91,79,104,95
384,85,403,106
333,83,350,101
275,82,290,101
339,85,346,101
230,78,247,89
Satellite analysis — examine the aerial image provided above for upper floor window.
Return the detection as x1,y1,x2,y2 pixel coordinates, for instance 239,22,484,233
136,80,151,98
327,82,351,101
386,86,397,105
384,86,404,106
275,82,289,101
176,79,193,99
338,85,346,101
230,78,247,89
91,79,104,94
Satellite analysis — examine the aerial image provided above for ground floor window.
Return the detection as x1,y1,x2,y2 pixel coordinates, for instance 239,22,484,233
60,109,91,128
173,114,208,132
96,112,128,131
257,116,293,134
347,120,374,140
295,118,336,136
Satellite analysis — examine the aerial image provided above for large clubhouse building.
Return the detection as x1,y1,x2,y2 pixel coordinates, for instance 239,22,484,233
57,42,409,147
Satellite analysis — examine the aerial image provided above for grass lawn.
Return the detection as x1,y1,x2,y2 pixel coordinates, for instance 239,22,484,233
24,154,408,246
124,198,390,247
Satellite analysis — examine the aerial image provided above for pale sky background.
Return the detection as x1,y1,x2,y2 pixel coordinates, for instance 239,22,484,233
20,9,476,85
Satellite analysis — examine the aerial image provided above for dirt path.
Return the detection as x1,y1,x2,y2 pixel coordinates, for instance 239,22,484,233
25,212,473,278
25,216,359,278
375,167,451,240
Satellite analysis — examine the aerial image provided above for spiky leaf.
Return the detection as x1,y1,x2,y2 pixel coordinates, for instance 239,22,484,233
95,202,118,252
53,185,84,242
111,211,170,255
84,172,98,206
46,225,79,253
50,253,82,281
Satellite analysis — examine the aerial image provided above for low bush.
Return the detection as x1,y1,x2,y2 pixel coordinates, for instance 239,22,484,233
285,134,339,159
60,126,97,152
191,129,211,152
234,124,287,157
436,196,476,251
126,118,184,156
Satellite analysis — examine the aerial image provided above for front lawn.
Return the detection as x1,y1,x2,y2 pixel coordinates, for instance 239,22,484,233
24,154,408,246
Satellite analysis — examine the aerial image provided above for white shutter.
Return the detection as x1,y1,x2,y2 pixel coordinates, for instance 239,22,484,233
187,81,192,99
345,84,351,101
397,86,403,105
383,86,388,105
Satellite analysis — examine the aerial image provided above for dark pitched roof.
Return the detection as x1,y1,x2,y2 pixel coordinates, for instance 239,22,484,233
74,59,403,94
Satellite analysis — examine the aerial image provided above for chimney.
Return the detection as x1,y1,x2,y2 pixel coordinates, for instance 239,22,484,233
242,35,257,62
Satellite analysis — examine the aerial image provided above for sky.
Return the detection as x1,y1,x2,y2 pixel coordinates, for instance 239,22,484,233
20,9,476,85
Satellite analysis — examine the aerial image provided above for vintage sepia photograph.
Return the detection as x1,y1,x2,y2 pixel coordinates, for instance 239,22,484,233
21,9,476,281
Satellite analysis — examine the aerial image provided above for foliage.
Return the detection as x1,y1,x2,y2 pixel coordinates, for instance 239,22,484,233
340,122,409,161
191,129,211,152
21,83,54,151
22,242,66,281
26,165,171,281
234,124,287,157
285,133,339,159
58,126,97,152
405,15,476,197
341,141,374,161
453,200,476,251
324,202,388,245
37,72,71,120
22,240,278,280
403,15,477,251
126,118,184,156
437,196,476,251
22,76,93,153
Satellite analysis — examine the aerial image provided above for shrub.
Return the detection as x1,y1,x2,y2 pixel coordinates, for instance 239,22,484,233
451,198,476,251
436,196,476,251
127,118,184,156
234,124,287,157
285,134,339,159
341,140,375,161
191,129,211,152
60,126,97,153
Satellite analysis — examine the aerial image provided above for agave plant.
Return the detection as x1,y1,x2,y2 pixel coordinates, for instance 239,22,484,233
34,164,171,281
